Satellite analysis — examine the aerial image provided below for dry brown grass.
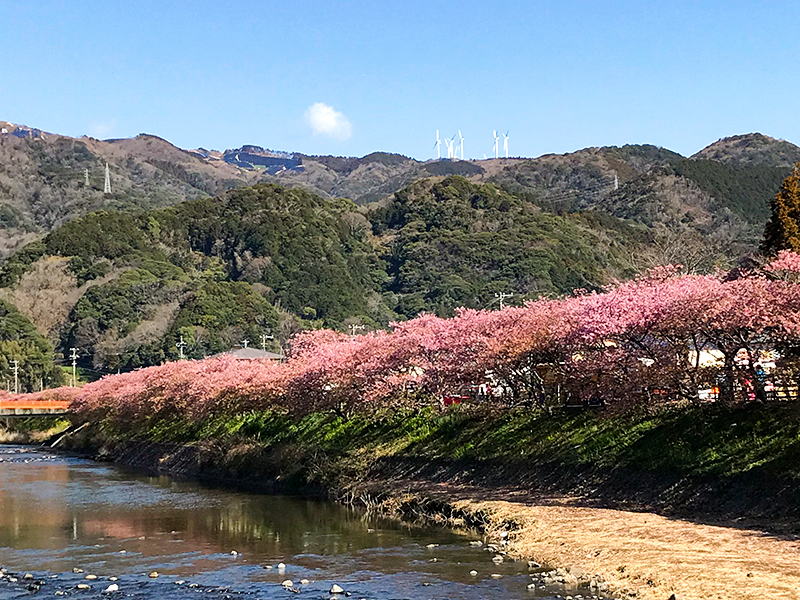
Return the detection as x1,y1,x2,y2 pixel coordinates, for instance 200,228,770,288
0,256,119,337
456,499,800,600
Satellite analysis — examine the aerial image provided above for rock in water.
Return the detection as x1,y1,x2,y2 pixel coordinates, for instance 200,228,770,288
148,572,159,578
330,584,345,594
103,584,119,593
282,580,293,588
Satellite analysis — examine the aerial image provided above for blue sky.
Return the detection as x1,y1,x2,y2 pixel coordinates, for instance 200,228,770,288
1,1,797,160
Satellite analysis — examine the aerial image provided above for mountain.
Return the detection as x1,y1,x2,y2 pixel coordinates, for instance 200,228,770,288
0,123,259,258
0,178,644,378
368,177,644,317
2,120,795,260
691,133,800,168
2,119,799,383
480,143,792,255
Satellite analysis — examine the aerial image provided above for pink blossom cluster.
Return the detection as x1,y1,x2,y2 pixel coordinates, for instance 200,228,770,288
9,253,800,420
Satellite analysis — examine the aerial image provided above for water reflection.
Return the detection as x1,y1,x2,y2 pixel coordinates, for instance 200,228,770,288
0,446,575,599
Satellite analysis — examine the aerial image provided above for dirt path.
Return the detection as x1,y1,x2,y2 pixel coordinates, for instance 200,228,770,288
382,480,800,600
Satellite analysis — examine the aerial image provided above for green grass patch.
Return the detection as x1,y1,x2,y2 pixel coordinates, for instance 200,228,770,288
103,402,800,483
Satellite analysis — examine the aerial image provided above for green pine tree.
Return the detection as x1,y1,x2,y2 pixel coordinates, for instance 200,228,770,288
763,163,800,255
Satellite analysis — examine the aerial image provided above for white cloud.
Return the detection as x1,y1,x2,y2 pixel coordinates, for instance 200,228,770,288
304,102,352,140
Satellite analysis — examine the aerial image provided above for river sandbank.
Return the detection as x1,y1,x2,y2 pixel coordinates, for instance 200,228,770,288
377,483,800,600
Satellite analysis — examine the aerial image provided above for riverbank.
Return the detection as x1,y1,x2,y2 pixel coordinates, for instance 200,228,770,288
27,402,800,600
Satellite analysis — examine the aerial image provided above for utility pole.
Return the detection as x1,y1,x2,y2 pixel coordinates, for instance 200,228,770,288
495,292,514,310
175,335,187,360
260,333,274,351
11,360,19,394
240,339,250,349
348,324,366,337
70,348,79,387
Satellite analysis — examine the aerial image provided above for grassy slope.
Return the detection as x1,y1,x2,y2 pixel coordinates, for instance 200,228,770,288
87,402,800,528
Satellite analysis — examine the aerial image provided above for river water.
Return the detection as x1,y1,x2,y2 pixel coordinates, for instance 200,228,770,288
0,445,583,599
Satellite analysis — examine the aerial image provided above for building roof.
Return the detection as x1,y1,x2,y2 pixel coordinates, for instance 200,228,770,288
219,348,283,360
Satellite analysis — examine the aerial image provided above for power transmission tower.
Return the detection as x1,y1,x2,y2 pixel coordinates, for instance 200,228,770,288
84,168,90,187
175,335,187,360
104,162,111,194
11,360,19,394
240,339,250,349
613,170,619,190
70,348,79,387
494,292,514,310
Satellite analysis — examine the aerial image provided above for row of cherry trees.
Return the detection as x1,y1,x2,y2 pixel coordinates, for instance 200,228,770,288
12,252,800,423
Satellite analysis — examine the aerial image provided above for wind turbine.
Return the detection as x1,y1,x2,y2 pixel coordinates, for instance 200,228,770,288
503,131,509,158
446,134,456,159
458,130,465,160
492,130,500,159
433,129,441,159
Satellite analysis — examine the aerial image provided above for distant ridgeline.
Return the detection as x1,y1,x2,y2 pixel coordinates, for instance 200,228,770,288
218,145,303,174
0,122,47,139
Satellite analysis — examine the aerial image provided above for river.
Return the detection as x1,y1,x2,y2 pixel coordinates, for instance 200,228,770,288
0,445,584,599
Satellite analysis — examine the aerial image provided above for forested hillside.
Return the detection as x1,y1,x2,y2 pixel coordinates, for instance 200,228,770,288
0,179,644,380
369,177,643,316
1,123,797,385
